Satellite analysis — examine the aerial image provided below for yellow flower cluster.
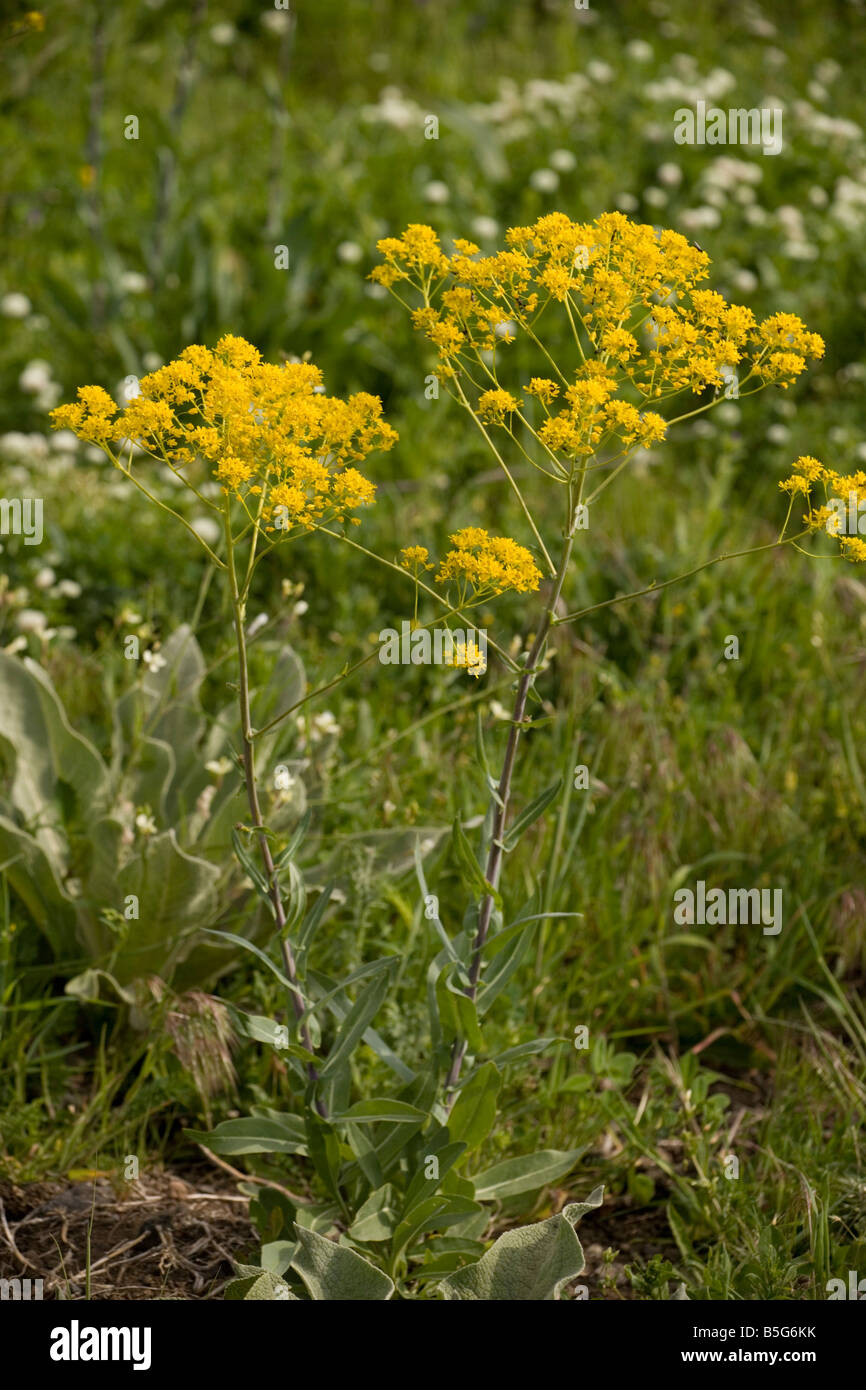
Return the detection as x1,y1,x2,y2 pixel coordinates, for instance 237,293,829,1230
537,361,667,459
779,457,866,562
435,528,542,596
51,335,398,533
478,389,523,423
444,635,488,678
399,545,433,573
372,213,825,475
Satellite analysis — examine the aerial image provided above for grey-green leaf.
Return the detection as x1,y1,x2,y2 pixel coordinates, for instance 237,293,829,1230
471,1148,584,1201
225,1267,300,1300
317,961,396,1081
447,1061,501,1152
439,1185,603,1300
502,780,562,852
291,1225,394,1300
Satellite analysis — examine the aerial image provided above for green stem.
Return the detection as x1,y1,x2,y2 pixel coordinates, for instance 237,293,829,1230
222,502,324,1111
555,535,804,627
444,506,578,1100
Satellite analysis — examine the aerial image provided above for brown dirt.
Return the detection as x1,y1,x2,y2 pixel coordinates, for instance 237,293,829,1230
0,1167,256,1300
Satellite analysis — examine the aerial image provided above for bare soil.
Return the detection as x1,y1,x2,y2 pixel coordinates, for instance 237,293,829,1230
0,1167,256,1300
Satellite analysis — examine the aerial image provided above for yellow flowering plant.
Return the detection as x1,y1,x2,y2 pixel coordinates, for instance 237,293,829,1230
47,216,832,1298
373,211,828,1101
52,334,398,1091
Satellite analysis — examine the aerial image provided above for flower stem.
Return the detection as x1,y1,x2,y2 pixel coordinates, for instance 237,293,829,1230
444,511,578,1100
223,502,324,1112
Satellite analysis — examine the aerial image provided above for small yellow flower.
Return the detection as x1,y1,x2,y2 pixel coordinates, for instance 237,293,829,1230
436,529,541,596
477,389,522,423
445,636,488,677
400,546,432,572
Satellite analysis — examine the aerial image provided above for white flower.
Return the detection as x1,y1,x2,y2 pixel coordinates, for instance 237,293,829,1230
529,168,559,193
337,240,363,264
361,88,421,131
625,40,653,61
643,187,668,208
782,240,819,261
135,812,157,836
274,764,297,794
17,608,48,634
586,60,613,83
494,320,516,339
423,180,450,204
261,11,291,34
120,271,148,294
205,757,234,779
292,600,309,618
209,22,235,45
615,192,639,213
312,711,340,739
657,162,682,186
53,579,82,599
549,148,577,172
142,352,163,371
142,649,166,673
296,710,341,747
731,268,759,294
1,292,31,318
679,205,721,231
34,567,56,590
0,432,32,458
51,429,79,453
19,360,54,395
766,424,790,445
470,215,499,240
